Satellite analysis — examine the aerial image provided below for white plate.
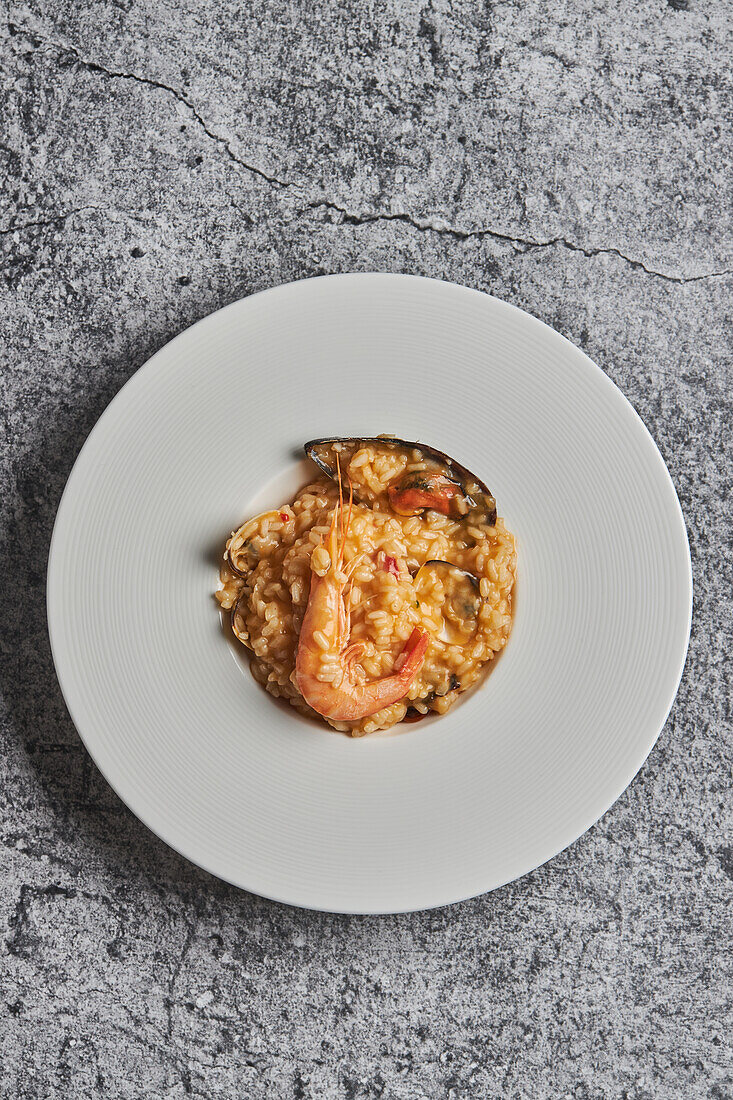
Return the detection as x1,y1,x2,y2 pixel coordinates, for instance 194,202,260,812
47,274,691,913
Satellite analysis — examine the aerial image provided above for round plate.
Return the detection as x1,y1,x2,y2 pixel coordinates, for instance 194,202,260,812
47,274,691,913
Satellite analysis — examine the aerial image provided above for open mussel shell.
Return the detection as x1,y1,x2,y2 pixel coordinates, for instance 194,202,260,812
226,509,283,577
227,545,252,579
230,591,253,649
414,560,482,627
303,436,497,527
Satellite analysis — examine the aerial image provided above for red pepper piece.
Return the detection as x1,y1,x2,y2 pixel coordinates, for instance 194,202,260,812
383,554,400,578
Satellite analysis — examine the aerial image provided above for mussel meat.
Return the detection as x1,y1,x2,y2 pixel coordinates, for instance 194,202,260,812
227,510,286,577
403,673,462,722
414,560,481,641
304,436,497,527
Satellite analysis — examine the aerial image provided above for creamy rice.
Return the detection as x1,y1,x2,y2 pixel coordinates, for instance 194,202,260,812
216,445,516,736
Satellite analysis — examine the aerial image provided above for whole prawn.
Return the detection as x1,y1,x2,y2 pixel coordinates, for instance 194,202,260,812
295,471,429,723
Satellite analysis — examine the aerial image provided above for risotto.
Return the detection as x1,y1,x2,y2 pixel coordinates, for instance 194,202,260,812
216,437,517,736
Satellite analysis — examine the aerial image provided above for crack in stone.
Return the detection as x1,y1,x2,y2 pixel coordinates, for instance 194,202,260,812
0,208,96,237
4,196,730,286
0,205,151,236
82,62,291,191
309,201,733,284
9,24,293,192
547,239,733,285
5,23,731,287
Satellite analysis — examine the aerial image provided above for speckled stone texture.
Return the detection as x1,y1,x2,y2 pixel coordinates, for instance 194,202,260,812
0,0,731,1095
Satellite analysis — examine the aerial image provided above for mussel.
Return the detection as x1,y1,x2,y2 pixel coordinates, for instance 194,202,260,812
403,674,462,722
227,510,285,578
230,591,253,648
304,437,497,527
414,560,482,636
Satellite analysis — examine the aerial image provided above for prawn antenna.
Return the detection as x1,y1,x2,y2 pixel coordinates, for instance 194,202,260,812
336,452,345,570
345,472,354,549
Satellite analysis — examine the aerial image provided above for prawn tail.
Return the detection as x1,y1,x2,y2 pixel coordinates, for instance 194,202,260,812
342,642,365,678
395,627,429,680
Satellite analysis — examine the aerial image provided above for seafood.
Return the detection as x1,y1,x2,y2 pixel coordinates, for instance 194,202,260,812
304,436,497,528
216,436,516,735
403,672,462,723
414,560,481,642
295,475,429,721
230,590,252,648
227,509,292,577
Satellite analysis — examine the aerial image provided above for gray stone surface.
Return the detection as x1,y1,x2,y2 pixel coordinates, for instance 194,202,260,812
1,0,731,1095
